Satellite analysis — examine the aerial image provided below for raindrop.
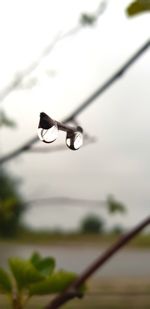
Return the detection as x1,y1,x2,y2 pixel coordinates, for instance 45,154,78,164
38,112,59,143
66,127,83,150
38,124,59,143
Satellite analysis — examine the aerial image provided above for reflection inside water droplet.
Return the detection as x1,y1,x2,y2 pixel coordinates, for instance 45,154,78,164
66,130,83,150
38,124,59,143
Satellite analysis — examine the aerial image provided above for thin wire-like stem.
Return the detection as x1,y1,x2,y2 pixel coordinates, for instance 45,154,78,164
0,2,106,103
38,112,77,134
39,112,78,134
0,39,149,164
57,121,76,134
0,33,61,103
22,196,106,208
65,39,150,122
29,136,96,153
45,216,150,309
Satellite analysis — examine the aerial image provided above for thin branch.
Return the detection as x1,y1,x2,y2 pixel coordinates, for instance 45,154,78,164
0,39,149,165
0,33,61,102
23,196,106,208
65,39,150,122
45,216,150,309
96,0,108,17
21,194,125,215
0,136,38,164
0,134,95,164
29,135,96,153
0,1,106,102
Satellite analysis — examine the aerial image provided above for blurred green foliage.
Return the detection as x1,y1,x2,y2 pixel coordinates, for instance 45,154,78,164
0,252,84,309
0,108,20,237
106,194,126,214
80,13,96,25
0,111,16,128
79,194,126,234
110,225,125,235
0,168,24,237
126,0,150,16
80,214,105,234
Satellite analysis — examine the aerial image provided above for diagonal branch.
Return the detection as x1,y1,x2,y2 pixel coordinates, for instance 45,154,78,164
65,39,150,122
0,1,106,102
0,33,61,102
0,39,149,165
29,135,96,153
0,135,96,164
45,216,150,309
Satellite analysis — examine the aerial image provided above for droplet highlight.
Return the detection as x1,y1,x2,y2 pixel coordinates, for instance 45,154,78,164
38,124,59,143
66,128,83,150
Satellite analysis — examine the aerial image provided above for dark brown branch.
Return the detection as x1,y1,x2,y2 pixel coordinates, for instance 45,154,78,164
38,112,82,135
0,39,149,164
45,216,150,309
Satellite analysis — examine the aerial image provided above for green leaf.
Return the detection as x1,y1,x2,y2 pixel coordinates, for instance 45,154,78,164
0,268,12,293
0,111,16,128
9,258,44,290
80,13,96,25
29,271,79,296
30,252,41,266
106,195,126,214
35,257,55,276
30,252,55,276
126,0,150,16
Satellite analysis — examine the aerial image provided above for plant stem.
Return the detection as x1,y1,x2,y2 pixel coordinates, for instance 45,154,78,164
12,291,23,309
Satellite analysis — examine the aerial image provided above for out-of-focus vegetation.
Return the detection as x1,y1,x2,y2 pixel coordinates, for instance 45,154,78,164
0,227,149,248
0,108,24,237
80,214,105,234
0,277,150,309
106,195,126,214
126,0,150,16
0,111,16,128
0,165,148,247
0,168,24,237
0,2,149,308
0,252,84,309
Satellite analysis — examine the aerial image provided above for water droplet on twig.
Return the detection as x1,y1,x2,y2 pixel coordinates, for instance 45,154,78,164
66,127,83,150
38,124,58,143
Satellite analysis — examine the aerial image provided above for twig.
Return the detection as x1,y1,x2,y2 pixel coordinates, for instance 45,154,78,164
0,39,149,165
45,216,150,309
29,135,96,153
65,39,150,122
0,34,61,102
23,196,105,208
0,1,106,102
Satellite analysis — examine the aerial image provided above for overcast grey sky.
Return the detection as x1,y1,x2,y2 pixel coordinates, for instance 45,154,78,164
0,0,150,230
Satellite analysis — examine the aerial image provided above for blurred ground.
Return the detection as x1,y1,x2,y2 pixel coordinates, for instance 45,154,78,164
0,235,149,308
0,278,150,308
0,241,150,277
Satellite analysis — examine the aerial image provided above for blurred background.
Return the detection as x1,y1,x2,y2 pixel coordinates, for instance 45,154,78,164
0,0,150,308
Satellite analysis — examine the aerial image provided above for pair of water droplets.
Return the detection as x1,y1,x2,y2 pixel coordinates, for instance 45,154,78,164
38,122,83,150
